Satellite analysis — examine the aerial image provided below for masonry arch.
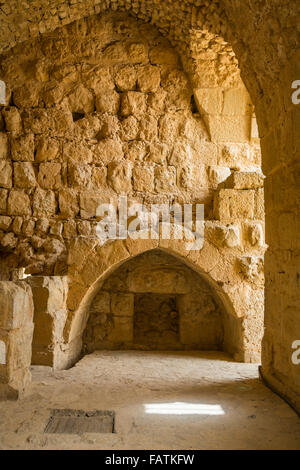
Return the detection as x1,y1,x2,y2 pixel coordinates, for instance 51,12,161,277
63,234,263,366
0,2,298,412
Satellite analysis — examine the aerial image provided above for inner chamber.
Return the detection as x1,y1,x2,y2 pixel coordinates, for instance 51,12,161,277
83,249,225,353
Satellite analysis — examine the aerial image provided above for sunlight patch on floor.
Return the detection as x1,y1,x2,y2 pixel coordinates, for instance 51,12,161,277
144,402,225,415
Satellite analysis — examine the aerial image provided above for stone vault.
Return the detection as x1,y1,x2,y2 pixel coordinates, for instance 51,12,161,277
0,1,298,414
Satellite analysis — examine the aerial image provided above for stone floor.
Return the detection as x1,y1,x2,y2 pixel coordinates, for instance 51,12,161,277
0,351,299,450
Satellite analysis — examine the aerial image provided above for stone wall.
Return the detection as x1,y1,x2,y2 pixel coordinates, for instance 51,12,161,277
0,11,266,371
0,281,34,399
0,12,261,278
83,250,224,352
26,276,68,368
0,0,298,417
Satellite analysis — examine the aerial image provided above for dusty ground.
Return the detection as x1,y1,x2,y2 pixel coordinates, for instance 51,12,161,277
0,351,299,450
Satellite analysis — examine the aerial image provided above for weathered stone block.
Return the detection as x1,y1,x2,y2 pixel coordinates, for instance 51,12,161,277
2,107,22,133
255,188,265,220
239,256,264,282
148,142,168,164
68,163,91,188
95,138,123,165
0,133,9,160
224,171,264,189
0,189,8,214
125,141,147,162
206,222,240,248
35,218,49,235
1,322,34,378
38,162,62,189
59,189,79,217
133,165,154,192
222,87,253,116
108,161,132,194
154,166,176,192
219,143,260,168
121,91,146,116
80,191,106,218
88,67,114,93
10,133,34,161
102,42,127,63
139,115,158,141
13,83,39,108
43,239,65,255
168,141,192,166
68,84,95,114
111,293,134,317
206,115,251,143
42,84,64,107
121,116,139,141
127,42,148,64
33,188,57,217
137,65,160,92
0,216,11,230
96,90,120,114
115,66,137,91
13,162,36,188
77,220,91,237
26,276,68,368
22,220,35,237
26,276,67,315
207,166,231,186
12,216,23,234
92,167,107,188
35,137,60,162
0,281,34,330
63,140,92,164
247,223,264,246
194,88,223,115
148,89,167,113
51,105,74,137
98,115,120,139
49,220,63,236
0,160,12,188
128,268,189,294
159,112,182,143
63,220,77,239
7,190,31,216
1,232,17,249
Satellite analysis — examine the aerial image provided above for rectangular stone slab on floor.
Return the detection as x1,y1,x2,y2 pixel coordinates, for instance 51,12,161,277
44,409,115,434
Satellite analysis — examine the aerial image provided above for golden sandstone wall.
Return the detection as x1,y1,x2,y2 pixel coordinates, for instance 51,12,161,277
0,1,298,413
0,12,261,277
0,9,265,378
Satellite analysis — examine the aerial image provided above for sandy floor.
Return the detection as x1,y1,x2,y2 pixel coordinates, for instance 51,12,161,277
0,351,299,450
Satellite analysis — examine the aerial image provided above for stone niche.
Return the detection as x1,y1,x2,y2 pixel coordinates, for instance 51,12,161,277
83,250,225,353
0,11,261,279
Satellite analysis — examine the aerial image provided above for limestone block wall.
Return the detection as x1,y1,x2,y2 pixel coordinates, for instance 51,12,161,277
0,12,261,278
0,11,266,370
26,276,68,369
0,281,34,399
0,0,297,420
